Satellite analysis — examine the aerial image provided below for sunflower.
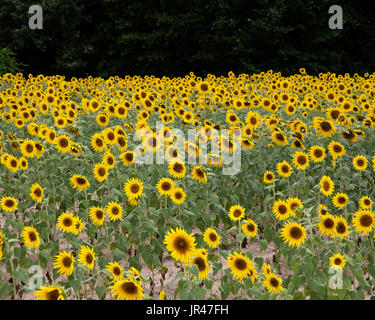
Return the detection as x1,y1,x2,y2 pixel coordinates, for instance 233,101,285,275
73,216,84,235
105,201,123,221
263,273,283,294
286,197,303,217
317,204,329,217
124,177,143,199
22,226,40,249
334,216,349,239
309,145,326,163
102,152,116,169
120,151,135,166
53,251,75,276
168,160,186,179
96,112,109,126
5,155,18,172
353,155,368,171
188,251,211,279
292,151,309,170
170,187,186,205
263,171,275,184
191,166,207,184
109,279,144,300
271,131,288,146
93,163,108,182
103,128,117,145
276,161,292,178
164,227,196,263
332,192,349,209
328,141,346,158
70,174,90,191
317,214,336,237
106,261,124,280
0,196,18,213
359,196,373,210
228,205,245,221
34,286,64,300
91,133,106,152
203,228,220,248
89,206,106,226
78,245,96,269
241,219,258,238
57,212,76,233
329,253,346,271
262,263,273,277
29,183,44,203
156,178,175,196
315,119,336,137
55,135,71,153
159,290,166,300
281,222,306,248
272,199,290,220
19,157,28,170
352,210,375,235
319,175,334,196
20,140,36,158
226,251,254,281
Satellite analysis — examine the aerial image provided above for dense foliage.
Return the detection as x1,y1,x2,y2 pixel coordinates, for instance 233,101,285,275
0,0,374,77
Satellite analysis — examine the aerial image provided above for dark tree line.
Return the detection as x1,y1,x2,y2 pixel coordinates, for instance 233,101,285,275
0,0,374,77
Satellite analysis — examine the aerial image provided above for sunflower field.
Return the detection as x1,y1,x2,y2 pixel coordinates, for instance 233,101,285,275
1,70,375,300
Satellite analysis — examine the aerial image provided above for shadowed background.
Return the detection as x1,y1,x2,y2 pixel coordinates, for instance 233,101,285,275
0,0,374,77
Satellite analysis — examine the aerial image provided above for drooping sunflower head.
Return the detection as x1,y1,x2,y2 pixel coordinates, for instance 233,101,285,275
191,166,207,184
